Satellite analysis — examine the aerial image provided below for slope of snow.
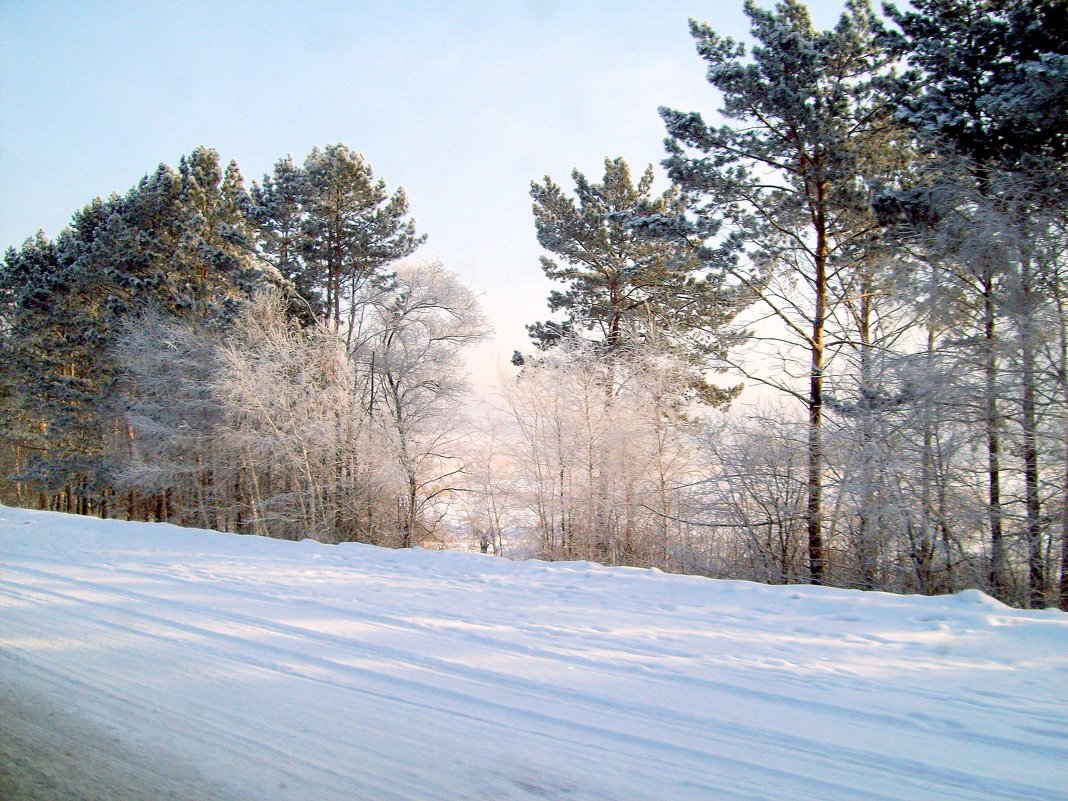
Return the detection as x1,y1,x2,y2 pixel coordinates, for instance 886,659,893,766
1,506,1066,801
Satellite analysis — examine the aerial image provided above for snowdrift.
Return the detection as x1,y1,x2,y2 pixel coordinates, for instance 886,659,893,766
1,506,1066,800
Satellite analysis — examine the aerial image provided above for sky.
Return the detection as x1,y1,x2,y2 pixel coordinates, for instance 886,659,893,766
1,0,849,393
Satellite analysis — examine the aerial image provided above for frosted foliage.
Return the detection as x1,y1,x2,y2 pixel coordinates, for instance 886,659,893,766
117,263,486,545
502,340,707,568
213,292,399,542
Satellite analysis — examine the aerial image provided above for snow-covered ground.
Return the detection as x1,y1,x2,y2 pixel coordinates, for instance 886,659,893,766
1,506,1066,801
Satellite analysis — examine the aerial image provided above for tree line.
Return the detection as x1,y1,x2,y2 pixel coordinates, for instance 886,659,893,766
2,0,1066,609
506,0,1067,610
0,143,485,546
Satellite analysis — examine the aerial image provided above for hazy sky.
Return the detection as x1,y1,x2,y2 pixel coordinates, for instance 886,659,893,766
1,0,848,387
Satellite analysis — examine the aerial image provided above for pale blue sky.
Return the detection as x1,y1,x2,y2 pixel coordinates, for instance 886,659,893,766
1,0,848,381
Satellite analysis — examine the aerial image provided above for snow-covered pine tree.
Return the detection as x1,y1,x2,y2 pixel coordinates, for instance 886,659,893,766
172,147,266,319
0,148,284,518
0,233,96,512
249,156,319,324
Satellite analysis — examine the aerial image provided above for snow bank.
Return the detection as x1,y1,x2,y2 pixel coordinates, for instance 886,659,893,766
1,506,1066,800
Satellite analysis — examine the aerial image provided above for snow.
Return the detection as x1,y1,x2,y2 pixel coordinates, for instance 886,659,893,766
1,506,1066,801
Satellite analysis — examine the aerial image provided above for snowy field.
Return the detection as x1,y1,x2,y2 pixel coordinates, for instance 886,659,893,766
1,506,1066,801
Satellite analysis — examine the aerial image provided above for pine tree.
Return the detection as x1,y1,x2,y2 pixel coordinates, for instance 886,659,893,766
658,0,898,584
172,147,264,319
300,144,424,347
249,156,319,324
0,148,283,516
528,157,748,406
885,0,1068,169
0,231,111,513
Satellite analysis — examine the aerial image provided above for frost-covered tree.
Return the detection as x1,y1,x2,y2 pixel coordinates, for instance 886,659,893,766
247,144,425,342
457,413,519,556
98,148,270,322
882,0,1068,606
0,143,428,519
117,310,226,527
300,144,425,347
248,156,317,324
365,261,489,547
696,409,810,584
1044,201,1068,611
211,291,396,541
170,148,263,316
119,263,487,547
518,160,748,561
0,147,289,515
0,231,108,513
503,339,708,567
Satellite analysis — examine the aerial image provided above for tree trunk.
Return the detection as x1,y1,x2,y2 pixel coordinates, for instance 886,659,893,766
807,194,828,586
1055,280,1068,611
401,471,417,549
1015,252,1046,608
855,277,879,589
1061,437,1068,611
919,323,937,592
1020,329,1045,607
234,468,245,535
983,281,1007,600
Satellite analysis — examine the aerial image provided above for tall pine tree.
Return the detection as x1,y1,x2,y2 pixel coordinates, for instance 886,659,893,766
658,0,899,584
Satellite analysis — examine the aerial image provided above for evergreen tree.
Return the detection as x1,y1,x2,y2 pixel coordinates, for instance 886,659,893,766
0,148,280,516
657,0,898,584
884,0,1068,169
172,147,265,318
300,144,424,347
0,231,110,513
528,157,748,406
249,156,318,324
527,158,747,403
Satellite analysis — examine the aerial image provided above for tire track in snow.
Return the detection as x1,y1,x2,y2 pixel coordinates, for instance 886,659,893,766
9,551,1055,731
0,576,896,801
2,559,1061,801
6,553,1063,752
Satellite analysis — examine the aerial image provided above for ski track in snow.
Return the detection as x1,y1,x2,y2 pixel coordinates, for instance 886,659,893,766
1,506,1066,800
